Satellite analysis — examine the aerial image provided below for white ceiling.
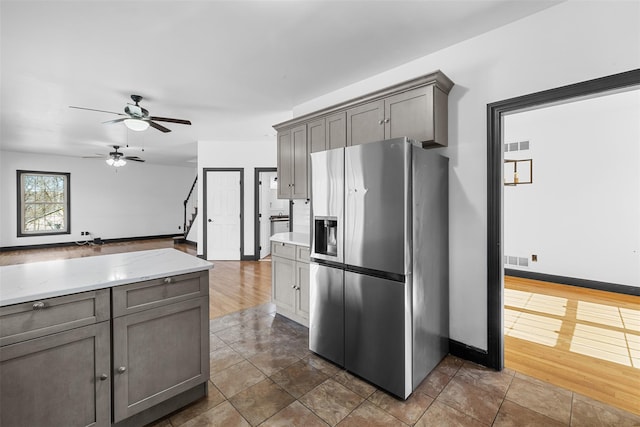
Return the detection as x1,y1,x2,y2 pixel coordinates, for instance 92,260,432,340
0,0,562,167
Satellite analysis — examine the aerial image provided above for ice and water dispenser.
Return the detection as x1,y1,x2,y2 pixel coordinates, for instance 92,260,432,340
314,217,338,257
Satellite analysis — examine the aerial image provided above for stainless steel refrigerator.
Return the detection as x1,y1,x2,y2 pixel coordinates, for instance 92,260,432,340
309,137,448,399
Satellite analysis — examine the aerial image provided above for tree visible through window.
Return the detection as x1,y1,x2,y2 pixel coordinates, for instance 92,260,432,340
17,170,70,236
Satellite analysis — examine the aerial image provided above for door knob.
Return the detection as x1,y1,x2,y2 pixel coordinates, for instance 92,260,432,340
117,366,127,374
99,374,108,381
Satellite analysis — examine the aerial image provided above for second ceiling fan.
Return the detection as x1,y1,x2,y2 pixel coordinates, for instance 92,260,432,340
70,94,191,133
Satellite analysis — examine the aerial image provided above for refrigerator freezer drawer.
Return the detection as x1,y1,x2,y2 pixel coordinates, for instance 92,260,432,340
344,270,408,398
309,263,344,367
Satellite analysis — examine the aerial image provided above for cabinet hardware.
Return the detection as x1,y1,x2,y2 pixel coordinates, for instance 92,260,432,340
378,119,384,125
384,118,390,123
99,374,108,381
117,366,127,374
164,277,173,284
291,284,296,289
32,301,45,310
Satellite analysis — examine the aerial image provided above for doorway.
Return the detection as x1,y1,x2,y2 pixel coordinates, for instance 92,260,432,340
203,168,244,260
254,168,291,260
486,69,640,369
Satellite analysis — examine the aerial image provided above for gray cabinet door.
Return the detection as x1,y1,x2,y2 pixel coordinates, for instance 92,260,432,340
291,124,308,199
112,297,209,423
385,86,434,143
277,129,293,199
272,255,296,313
308,118,326,154
346,100,384,146
325,111,346,149
0,322,111,427
296,261,310,319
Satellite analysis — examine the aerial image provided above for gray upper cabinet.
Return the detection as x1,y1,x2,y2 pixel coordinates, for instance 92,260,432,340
346,100,385,147
277,129,293,199
277,124,308,199
273,71,454,181
308,118,326,153
325,111,346,149
385,85,449,147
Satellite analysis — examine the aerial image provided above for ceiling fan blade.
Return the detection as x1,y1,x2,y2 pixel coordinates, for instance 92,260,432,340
103,118,127,124
82,155,104,159
69,106,126,116
124,157,146,162
149,116,191,125
148,121,171,133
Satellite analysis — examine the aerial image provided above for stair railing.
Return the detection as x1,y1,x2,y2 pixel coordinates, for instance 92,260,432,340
183,176,198,239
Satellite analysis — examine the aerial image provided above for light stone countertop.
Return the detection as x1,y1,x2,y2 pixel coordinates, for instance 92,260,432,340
0,248,213,307
270,232,310,247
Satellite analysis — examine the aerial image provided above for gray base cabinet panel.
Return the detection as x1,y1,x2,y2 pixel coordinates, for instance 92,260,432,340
112,296,209,423
272,255,296,313
0,322,111,427
271,242,310,326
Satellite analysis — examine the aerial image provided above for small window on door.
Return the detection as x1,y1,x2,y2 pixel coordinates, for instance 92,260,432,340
17,170,70,236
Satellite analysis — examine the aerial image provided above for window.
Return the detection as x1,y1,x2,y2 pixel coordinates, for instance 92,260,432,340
17,170,70,236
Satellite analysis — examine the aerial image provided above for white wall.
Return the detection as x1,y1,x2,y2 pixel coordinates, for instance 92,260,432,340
197,140,277,257
504,89,640,287
0,151,195,247
292,1,640,350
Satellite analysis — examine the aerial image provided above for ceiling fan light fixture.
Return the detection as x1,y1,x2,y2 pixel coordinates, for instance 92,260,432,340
124,118,150,132
106,157,126,167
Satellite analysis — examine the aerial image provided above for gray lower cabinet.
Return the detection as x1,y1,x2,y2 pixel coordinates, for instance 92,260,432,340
0,321,111,427
112,296,209,423
271,241,310,325
0,271,210,427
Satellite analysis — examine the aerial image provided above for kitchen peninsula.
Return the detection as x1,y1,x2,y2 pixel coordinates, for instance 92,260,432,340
0,248,212,427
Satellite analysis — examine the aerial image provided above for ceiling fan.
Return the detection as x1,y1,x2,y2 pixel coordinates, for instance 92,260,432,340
69,94,191,133
84,145,145,167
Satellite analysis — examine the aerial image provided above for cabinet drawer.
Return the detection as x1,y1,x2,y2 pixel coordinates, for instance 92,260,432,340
296,246,310,263
272,242,296,260
0,289,110,347
112,271,209,318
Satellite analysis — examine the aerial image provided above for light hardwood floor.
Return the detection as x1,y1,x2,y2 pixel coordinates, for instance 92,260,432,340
505,275,640,415
0,238,272,319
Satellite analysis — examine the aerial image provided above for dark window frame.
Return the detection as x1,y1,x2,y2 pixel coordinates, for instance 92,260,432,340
17,170,71,237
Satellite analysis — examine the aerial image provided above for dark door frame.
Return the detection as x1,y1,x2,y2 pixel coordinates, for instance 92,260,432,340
485,68,640,370
253,167,277,261
202,168,244,260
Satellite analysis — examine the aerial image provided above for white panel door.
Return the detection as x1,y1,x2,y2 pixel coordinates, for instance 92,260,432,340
206,171,241,260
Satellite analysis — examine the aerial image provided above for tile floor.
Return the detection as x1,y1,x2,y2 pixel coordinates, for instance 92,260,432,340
149,303,640,427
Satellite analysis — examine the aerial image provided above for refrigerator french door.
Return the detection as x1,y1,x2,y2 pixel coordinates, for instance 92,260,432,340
343,138,412,398
309,147,345,365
